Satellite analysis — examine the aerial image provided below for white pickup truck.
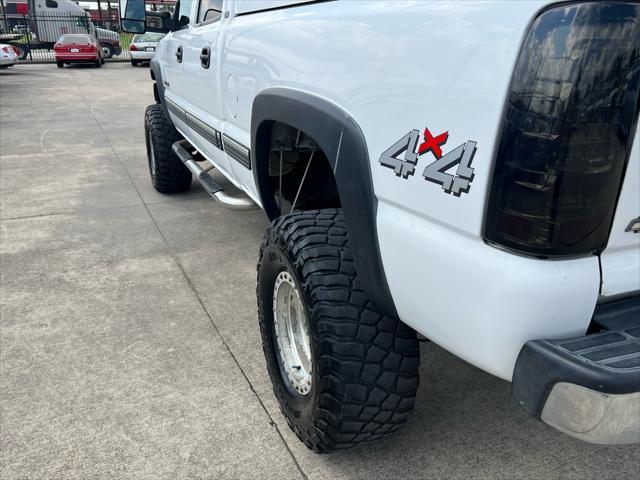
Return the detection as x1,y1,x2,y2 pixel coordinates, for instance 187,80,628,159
119,0,640,451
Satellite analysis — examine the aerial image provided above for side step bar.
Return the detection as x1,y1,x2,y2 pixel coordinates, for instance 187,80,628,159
172,140,255,210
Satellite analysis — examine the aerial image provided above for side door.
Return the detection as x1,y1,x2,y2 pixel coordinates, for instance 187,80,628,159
162,0,196,110
178,0,232,174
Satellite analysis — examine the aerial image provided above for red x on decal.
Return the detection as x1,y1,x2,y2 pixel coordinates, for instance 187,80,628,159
418,128,448,159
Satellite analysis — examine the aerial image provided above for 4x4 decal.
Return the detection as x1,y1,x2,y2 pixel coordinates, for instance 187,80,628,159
379,126,477,196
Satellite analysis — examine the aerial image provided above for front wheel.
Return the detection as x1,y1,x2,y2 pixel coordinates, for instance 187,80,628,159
257,209,420,452
144,104,191,193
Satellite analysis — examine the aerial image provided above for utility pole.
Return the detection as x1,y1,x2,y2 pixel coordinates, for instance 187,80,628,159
97,0,103,24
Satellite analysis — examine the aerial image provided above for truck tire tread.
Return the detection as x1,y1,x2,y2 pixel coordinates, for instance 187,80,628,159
144,104,191,193
257,209,420,452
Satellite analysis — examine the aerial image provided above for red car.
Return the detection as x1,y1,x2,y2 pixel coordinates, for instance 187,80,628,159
54,34,104,68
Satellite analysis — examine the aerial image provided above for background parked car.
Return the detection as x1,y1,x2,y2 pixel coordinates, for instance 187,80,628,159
0,44,18,68
53,34,104,68
129,33,165,66
95,27,122,59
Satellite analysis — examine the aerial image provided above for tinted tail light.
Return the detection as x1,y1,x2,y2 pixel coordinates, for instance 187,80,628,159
130,44,138,51
1,46,9,54
484,2,640,257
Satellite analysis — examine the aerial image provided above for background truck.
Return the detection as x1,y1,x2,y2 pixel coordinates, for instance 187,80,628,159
119,0,640,452
2,0,121,59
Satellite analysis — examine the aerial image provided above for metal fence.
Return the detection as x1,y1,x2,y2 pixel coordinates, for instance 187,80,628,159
0,13,134,63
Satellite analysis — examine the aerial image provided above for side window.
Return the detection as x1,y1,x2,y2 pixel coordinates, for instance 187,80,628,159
45,0,58,7
175,0,196,30
197,0,223,25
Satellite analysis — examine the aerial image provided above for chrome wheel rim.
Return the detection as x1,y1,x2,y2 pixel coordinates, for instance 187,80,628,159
273,270,312,395
147,127,157,177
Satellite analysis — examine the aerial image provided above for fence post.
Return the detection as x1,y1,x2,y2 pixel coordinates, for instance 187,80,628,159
0,0,8,33
23,14,32,60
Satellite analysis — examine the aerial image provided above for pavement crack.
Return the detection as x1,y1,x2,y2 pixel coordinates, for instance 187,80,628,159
1,210,78,221
0,203,146,221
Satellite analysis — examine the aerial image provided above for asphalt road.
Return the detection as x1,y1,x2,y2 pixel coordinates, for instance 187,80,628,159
1,64,638,480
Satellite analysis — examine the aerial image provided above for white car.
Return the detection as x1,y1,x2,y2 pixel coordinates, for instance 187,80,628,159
121,0,640,451
0,44,18,68
129,33,164,66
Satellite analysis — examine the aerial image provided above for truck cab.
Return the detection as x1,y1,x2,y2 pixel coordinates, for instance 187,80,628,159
29,0,98,44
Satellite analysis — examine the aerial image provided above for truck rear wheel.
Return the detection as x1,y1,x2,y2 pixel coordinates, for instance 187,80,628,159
101,44,114,59
257,209,420,452
144,104,191,193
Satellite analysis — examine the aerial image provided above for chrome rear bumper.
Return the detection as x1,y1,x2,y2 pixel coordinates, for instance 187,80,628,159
512,295,639,445
541,383,639,444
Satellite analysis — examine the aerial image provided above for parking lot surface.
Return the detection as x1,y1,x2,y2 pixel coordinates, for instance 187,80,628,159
1,64,638,480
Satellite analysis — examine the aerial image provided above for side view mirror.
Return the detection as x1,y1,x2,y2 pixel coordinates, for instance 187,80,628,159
119,0,146,34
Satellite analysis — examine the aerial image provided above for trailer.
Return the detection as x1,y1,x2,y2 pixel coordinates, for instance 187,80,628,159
3,0,99,60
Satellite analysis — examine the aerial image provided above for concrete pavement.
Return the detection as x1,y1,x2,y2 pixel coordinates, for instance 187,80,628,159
1,64,638,479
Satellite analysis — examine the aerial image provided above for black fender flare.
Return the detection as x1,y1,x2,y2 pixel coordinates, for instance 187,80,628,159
149,58,165,105
251,88,398,318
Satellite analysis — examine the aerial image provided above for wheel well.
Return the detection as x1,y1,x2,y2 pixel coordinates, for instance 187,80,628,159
251,88,399,318
261,121,341,217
